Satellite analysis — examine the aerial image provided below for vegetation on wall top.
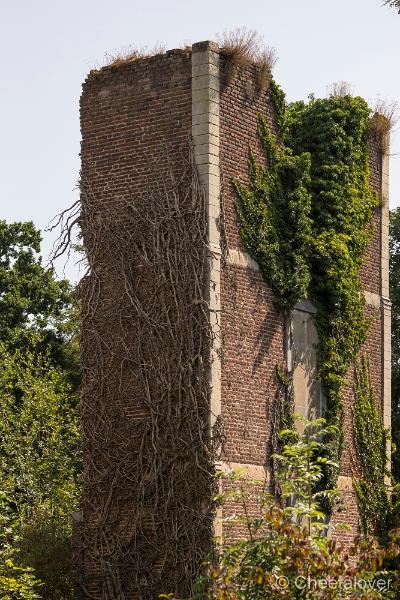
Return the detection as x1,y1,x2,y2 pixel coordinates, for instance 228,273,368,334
218,28,277,92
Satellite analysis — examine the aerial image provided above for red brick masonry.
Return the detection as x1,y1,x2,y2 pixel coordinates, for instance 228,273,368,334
78,43,387,597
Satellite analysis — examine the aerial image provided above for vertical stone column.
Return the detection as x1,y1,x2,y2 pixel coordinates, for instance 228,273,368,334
381,138,391,475
192,41,222,539
191,42,221,437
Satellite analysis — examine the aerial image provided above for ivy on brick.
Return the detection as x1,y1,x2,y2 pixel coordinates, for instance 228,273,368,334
353,356,391,536
233,84,379,513
233,115,312,314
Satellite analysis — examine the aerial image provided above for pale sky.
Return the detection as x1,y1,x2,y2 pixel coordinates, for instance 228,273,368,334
0,0,399,282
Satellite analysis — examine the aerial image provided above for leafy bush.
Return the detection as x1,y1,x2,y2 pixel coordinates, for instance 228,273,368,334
0,346,80,599
0,492,41,599
184,420,400,599
0,566,41,600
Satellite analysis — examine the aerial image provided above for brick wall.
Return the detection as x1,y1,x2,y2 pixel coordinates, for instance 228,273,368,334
79,51,215,600
219,58,285,468
217,56,386,545
217,61,285,542
79,43,388,596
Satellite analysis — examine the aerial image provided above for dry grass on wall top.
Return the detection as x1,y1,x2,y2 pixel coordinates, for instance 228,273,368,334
95,28,279,91
370,99,399,153
102,43,167,68
218,28,277,92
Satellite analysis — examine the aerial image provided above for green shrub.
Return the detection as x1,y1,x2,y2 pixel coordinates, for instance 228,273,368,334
185,420,400,599
0,492,42,599
0,346,80,599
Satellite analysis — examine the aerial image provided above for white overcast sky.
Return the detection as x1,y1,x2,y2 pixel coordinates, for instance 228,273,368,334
0,0,399,282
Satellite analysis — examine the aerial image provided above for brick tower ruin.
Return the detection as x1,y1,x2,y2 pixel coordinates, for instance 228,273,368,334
77,41,391,599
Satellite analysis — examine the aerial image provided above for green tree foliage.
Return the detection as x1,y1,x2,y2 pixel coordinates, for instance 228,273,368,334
384,0,400,13
185,421,400,600
0,221,78,388
0,347,79,513
0,346,80,599
0,221,80,599
390,208,400,483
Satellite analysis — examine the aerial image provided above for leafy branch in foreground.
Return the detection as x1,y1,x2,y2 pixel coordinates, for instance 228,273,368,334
273,418,339,536
0,491,42,599
179,419,400,600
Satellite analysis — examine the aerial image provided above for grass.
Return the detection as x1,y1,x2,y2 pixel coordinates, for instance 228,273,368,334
218,28,277,91
102,43,167,68
370,99,399,153
327,81,353,98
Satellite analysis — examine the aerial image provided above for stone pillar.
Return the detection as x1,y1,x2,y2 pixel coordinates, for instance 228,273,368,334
191,42,222,441
381,137,391,477
192,41,223,539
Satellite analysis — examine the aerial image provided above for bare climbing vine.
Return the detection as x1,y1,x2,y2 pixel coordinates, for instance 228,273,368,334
55,140,219,599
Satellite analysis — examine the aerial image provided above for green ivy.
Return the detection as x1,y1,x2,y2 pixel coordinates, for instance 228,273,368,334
233,115,312,314
287,95,379,503
233,85,379,513
353,356,391,536
269,80,286,135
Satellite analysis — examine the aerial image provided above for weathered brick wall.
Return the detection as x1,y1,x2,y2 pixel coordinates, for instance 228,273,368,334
217,54,386,545
219,59,285,467
218,61,285,542
80,51,192,202
79,43,388,596
79,51,215,600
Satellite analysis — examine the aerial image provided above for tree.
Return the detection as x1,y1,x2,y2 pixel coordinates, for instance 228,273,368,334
389,209,400,483
186,420,400,599
384,0,400,13
0,220,79,389
0,345,80,599
0,220,81,598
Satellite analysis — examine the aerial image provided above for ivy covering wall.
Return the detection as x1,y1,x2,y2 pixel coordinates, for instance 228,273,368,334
234,82,380,513
353,356,390,535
